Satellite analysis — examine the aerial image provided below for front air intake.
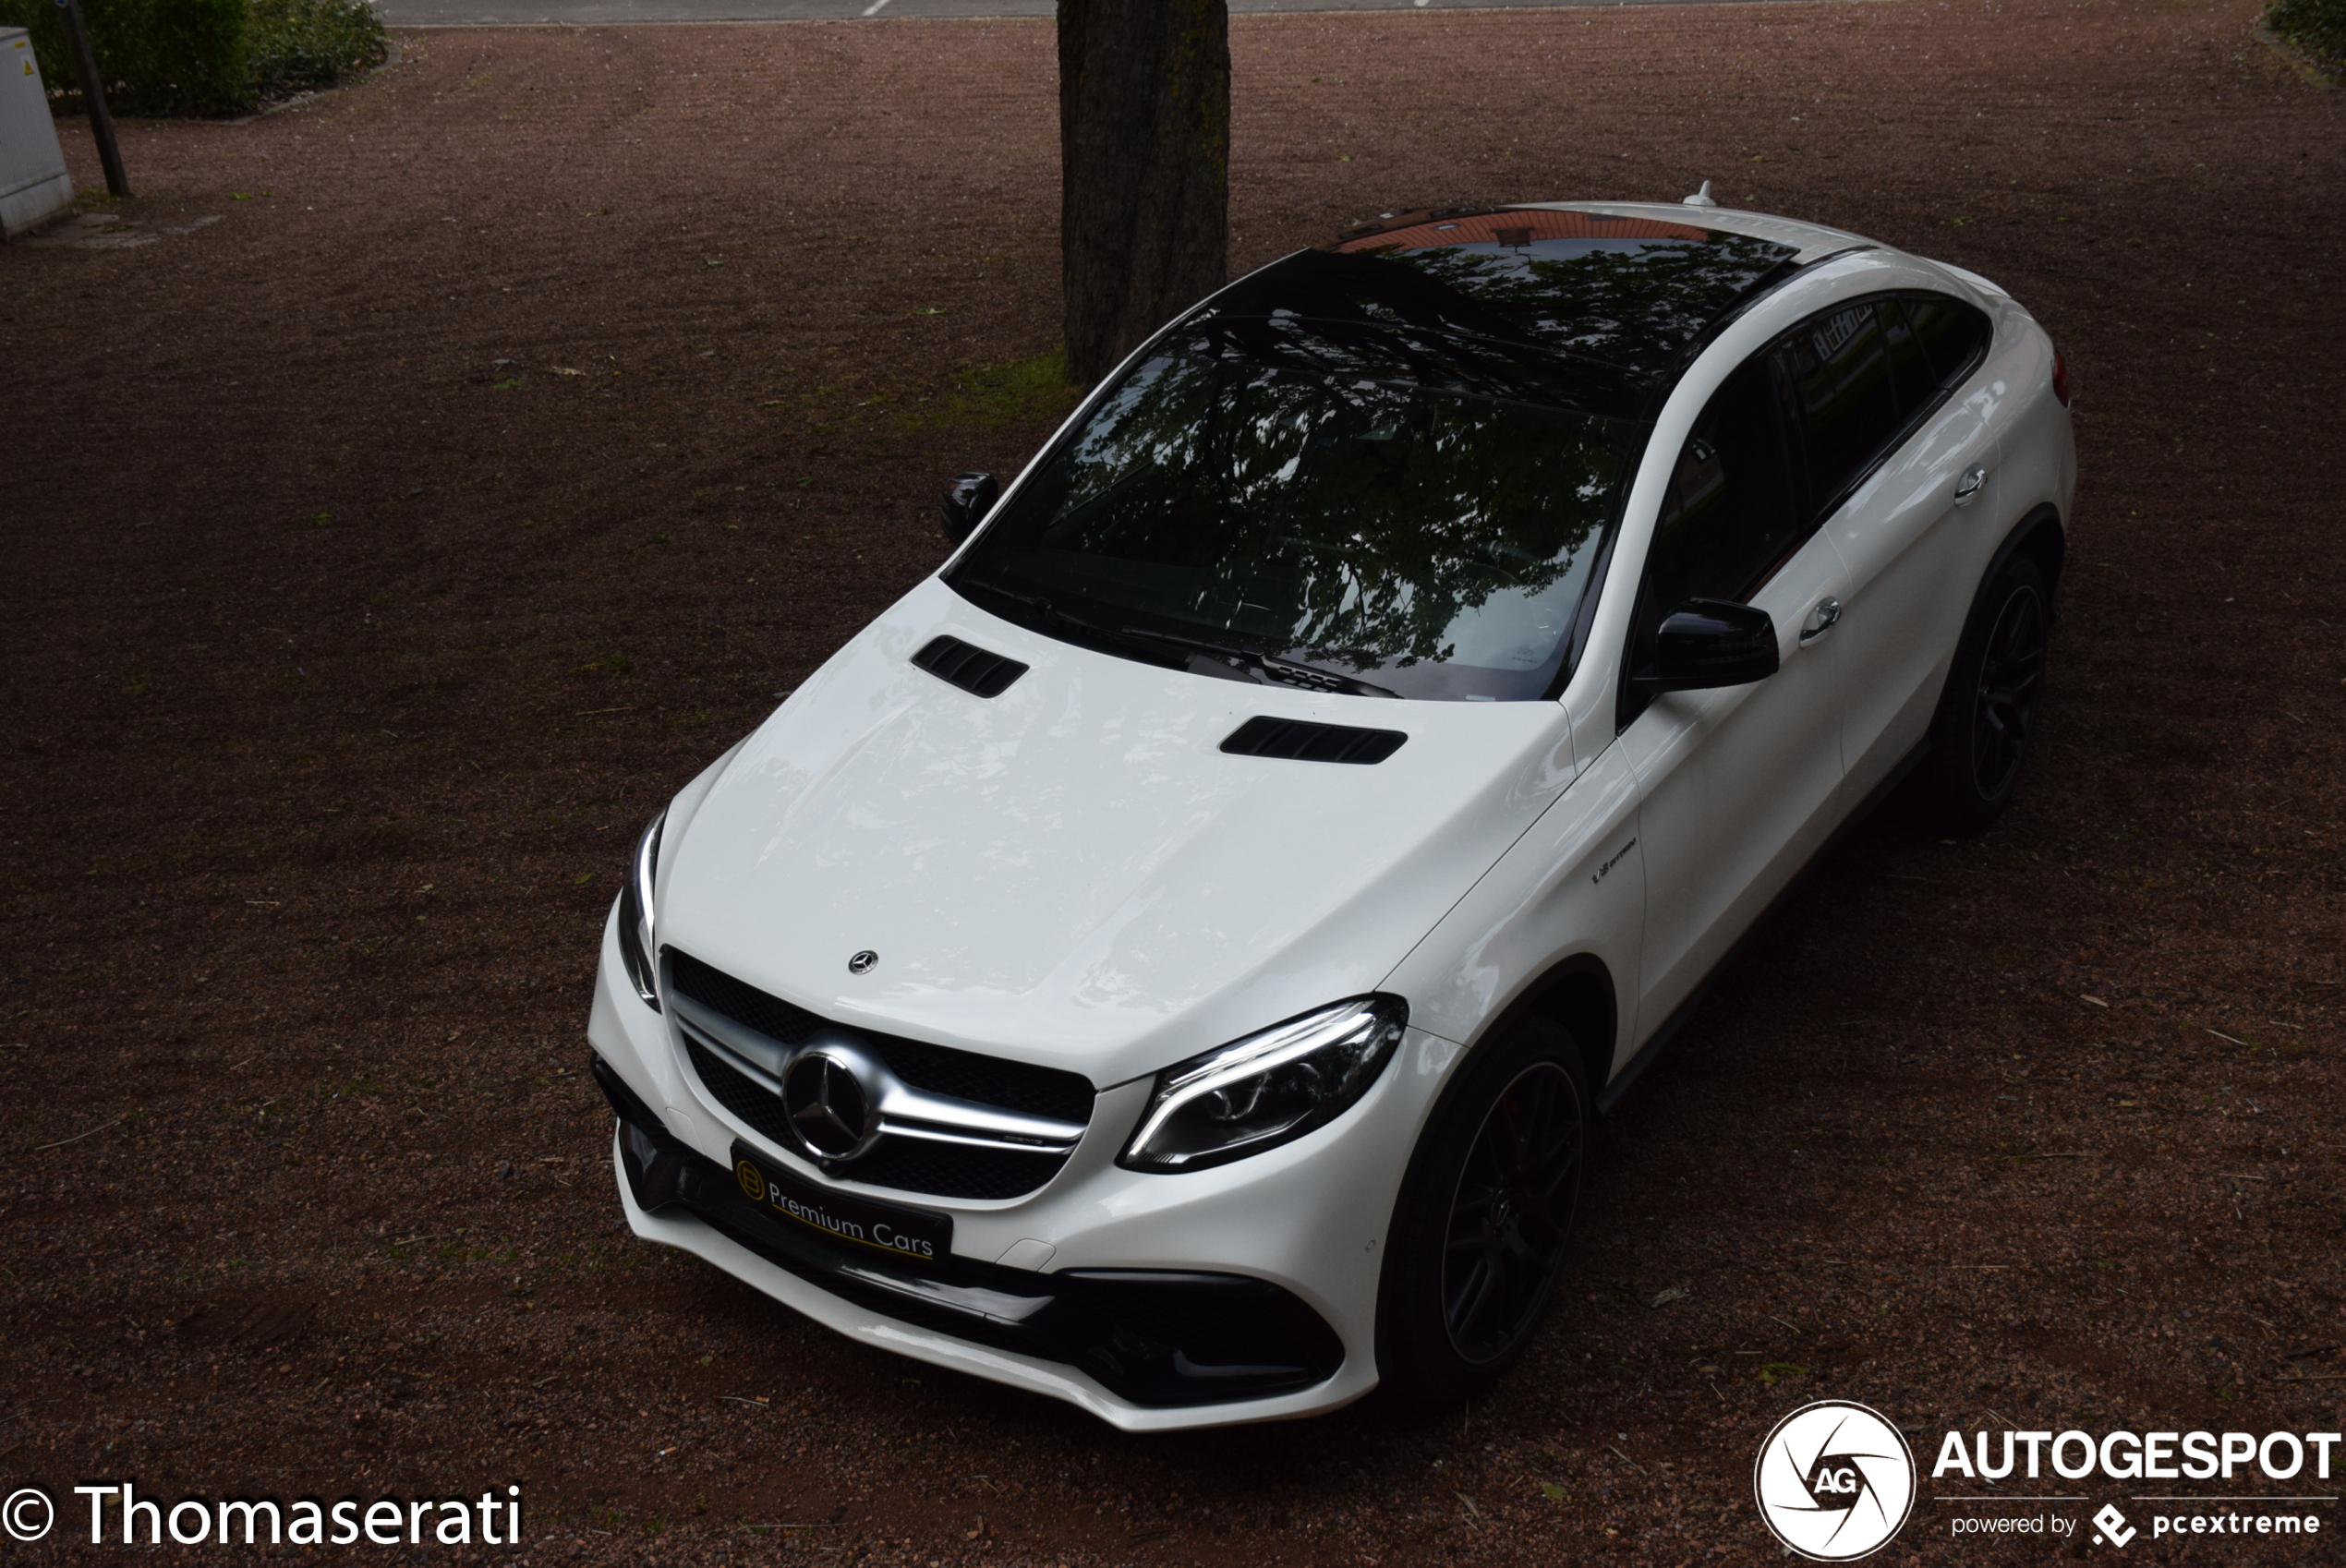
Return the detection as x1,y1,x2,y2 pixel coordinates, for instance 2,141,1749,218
913,635,1029,698
1219,716,1408,765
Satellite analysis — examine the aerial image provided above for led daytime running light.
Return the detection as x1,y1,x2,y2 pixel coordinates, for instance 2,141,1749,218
618,808,665,1009
1120,995,1406,1174
633,810,664,948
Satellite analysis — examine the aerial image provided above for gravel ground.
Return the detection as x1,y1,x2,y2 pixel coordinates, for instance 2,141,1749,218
378,1,1772,32
2,2,2342,1562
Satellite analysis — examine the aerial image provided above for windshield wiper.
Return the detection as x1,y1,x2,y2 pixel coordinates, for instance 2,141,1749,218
955,582,1246,681
1113,626,1401,700
956,580,1398,698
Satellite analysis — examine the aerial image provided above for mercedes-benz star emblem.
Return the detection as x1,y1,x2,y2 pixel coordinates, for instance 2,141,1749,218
847,949,878,974
780,1046,882,1160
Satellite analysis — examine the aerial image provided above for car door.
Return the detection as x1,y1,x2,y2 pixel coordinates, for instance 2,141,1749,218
1789,295,2001,802
1618,349,1852,1037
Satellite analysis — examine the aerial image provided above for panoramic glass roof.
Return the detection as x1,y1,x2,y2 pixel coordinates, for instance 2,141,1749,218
1198,207,1804,383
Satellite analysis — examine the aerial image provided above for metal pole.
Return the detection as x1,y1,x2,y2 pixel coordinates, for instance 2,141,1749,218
54,0,127,197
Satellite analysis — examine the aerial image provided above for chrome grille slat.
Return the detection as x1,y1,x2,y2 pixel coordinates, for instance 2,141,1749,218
674,1002,1083,1155
672,992,793,1079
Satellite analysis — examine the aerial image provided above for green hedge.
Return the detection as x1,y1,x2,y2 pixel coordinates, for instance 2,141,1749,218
248,0,386,101
0,0,384,117
0,0,248,116
2268,0,2346,67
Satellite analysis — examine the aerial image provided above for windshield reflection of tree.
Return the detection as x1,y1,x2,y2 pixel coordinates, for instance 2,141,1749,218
1011,349,1625,674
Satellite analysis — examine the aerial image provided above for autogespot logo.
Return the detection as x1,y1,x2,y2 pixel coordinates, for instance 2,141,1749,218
1755,1400,1918,1561
5,1487,54,1542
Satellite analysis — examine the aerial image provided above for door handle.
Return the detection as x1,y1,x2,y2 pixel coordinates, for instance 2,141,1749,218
1953,465,1989,508
1799,597,1842,643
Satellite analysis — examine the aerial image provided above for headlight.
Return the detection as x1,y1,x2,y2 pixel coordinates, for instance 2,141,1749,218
615,809,665,1009
1119,995,1408,1174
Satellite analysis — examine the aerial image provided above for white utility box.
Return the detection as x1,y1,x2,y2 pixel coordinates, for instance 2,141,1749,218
2,27,74,239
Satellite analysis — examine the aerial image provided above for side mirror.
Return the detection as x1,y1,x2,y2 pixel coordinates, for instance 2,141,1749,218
940,471,999,545
1635,597,1779,695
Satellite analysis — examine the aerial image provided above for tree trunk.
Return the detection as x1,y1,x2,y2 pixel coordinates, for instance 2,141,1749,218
1058,0,1230,386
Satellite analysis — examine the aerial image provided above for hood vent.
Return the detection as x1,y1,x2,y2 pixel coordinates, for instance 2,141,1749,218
1220,716,1407,765
913,635,1029,698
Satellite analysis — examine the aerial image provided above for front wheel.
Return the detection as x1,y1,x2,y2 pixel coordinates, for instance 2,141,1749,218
1917,552,2050,831
1375,1016,1590,1405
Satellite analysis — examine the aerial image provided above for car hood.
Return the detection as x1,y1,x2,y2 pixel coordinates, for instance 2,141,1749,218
657,576,1581,1088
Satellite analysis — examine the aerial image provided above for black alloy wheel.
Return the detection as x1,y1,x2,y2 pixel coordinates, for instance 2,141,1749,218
1967,579,2047,802
1917,550,2052,831
1377,1016,1590,1405
1442,1062,1586,1364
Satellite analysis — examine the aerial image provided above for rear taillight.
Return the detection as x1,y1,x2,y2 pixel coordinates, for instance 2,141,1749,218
2050,352,2072,407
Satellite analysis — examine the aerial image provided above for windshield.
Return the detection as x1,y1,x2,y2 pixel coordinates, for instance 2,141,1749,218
946,314,1645,702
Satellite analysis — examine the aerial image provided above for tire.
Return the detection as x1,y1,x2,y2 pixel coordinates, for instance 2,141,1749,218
1916,551,2050,832
1375,1015,1591,1405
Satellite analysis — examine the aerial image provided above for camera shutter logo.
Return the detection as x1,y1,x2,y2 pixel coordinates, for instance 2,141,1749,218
1752,1400,1916,1561
4,1488,53,1543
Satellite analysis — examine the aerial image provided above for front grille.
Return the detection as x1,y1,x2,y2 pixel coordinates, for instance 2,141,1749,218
669,950,1094,1201
669,951,1094,1123
682,1036,1067,1200
683,1032,802,1148
669,952,828,1048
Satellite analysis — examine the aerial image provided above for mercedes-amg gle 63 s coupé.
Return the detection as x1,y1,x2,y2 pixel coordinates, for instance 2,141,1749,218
587,194,2074,1429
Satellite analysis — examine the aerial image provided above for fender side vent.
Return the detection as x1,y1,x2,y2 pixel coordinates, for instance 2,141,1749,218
1220,716,1407,765
913,634,1029,698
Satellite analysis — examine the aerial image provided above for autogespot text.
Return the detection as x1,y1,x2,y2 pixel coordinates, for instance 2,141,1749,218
1932,1427,2341,1482
67,1484,526,1546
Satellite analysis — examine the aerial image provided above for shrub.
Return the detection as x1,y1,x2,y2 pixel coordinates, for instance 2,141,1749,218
248,0,385,102
0,0,384,116
2268,0,2346,68
0,0,249,116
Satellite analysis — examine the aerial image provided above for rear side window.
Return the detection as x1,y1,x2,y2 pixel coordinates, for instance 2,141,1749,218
1895,294,1993,392
1644,356,1804,616
1778,301,1902,514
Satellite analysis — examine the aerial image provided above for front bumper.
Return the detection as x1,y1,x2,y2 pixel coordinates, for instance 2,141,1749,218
587,904,1445,1429
599,1057,1344,1412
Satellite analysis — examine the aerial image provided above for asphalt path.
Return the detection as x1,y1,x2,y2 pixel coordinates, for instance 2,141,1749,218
384,0,1771,30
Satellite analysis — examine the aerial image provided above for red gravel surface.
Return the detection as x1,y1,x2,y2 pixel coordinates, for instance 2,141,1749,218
3,3,2342,1562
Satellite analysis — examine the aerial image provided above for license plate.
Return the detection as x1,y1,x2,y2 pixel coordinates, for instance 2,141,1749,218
728,1140,951,1266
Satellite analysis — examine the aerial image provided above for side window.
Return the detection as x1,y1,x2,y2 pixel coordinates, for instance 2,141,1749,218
1897,294,1993,393
1621,357,1801,724
1779,300,1902,513
1641,356,1802,622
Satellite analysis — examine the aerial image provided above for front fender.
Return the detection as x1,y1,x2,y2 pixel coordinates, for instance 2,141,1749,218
1379,740,1644,1084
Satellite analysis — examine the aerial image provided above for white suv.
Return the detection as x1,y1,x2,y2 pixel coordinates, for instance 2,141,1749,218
586,199,2074,1430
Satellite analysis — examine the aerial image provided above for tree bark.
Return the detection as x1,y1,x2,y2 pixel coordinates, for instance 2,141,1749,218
1058,0,1230,386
